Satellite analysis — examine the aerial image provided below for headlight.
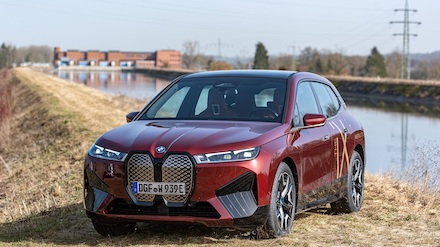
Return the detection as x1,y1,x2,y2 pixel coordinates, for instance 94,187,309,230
88,144,127,161
194,147,260,164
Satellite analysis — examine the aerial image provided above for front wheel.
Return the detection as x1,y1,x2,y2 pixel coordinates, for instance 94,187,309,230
263,162,296,238
331,150,364,213
92,220,136,236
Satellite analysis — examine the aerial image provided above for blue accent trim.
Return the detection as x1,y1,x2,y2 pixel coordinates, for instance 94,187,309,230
218,191,258,219
133,182,138,194
92,188,108,212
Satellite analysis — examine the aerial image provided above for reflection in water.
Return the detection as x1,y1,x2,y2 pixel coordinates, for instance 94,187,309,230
55,71,440,175
56,70,169,101
347,102,439,174
401,113,408,167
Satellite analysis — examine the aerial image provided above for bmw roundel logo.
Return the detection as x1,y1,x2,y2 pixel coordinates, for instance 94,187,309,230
156,146,166,153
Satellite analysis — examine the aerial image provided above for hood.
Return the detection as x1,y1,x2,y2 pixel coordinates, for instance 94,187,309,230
96,120,288,159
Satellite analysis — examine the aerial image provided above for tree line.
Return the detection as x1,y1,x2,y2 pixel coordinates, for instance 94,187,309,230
0,43,53,69
2,41,440,80
182,41,440,80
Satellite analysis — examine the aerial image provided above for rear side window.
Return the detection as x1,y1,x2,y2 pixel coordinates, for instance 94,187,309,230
311,82,340,118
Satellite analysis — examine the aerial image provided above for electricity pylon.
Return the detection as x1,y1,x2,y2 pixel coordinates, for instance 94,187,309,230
390,0,421,80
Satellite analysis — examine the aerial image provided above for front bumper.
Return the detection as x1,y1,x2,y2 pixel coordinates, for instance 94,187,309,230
83,152,272,228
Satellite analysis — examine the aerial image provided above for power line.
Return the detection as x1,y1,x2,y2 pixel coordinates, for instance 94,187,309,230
207,38,232,59
390,0,421,80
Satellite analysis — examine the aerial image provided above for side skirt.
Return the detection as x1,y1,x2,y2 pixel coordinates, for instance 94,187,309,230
296,176,347,212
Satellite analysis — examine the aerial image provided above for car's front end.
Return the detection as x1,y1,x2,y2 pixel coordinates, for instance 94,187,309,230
84,120,289,230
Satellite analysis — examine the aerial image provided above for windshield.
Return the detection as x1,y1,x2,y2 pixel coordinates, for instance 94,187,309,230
139,76,287,122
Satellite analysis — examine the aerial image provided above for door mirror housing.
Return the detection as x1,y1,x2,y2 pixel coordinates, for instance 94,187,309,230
303,113,326,127
290,113,326,134
126,111,139,123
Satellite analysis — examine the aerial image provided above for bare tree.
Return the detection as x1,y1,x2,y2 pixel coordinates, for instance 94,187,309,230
297,47,320,72
269,53,294,70
345,55,367,76
327,50,348,75
386,49,403,79
182,41,200,70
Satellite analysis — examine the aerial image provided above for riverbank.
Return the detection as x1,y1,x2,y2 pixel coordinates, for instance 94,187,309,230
327,75,440,106
53,66,440,105
0,68,439,246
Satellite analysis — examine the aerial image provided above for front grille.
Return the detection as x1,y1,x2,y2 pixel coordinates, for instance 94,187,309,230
110,200,220,218
127,154,155,202
126,153,195,205
162,154,194,203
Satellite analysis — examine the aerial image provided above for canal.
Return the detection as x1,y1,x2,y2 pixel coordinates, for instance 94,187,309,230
56,70,440,175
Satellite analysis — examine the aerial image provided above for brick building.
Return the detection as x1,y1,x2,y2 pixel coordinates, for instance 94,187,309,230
54,47,181,69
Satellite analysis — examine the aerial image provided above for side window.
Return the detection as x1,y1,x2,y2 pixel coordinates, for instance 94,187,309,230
194,86,212,115
293,104,301,127
295,82,320,126
311,82,340,118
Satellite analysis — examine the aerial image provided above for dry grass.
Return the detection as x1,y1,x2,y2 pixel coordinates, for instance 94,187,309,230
0,68,439,246
390,140,440,196
0,69,15,153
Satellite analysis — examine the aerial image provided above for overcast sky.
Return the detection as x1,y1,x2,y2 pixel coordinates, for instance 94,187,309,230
1,0,438,57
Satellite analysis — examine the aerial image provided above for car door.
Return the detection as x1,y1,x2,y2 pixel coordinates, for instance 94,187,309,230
293,81,333,194
310,82,347,181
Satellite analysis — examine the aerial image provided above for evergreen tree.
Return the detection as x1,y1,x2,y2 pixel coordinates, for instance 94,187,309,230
364,47,387,77
253,42,269,69
0,43,9,69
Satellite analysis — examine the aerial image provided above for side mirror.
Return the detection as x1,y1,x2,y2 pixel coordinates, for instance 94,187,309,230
303,114,326,126
290,113,326,134
126,111,139,123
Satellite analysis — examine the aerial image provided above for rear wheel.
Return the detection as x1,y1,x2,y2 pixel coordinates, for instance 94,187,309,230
263,162,296,238
92,220,136,236
331,150,364,213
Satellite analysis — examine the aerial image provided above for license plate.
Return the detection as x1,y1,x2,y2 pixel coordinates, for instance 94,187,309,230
133,182,185,195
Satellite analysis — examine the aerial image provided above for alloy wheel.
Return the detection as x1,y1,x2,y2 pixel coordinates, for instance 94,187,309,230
276,172,295,231
351,158,364,209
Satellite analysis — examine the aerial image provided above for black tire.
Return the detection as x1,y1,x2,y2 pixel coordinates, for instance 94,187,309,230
92,220,136,236
331,150,364,213
263,162,296,238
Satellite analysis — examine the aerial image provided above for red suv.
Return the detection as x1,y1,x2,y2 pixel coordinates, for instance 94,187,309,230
84,70,365,238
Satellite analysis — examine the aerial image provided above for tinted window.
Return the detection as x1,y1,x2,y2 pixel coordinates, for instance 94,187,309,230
311,82,340,118
295,82,320,126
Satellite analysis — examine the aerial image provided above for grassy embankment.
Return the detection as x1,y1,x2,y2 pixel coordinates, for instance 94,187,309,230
0,68,439,246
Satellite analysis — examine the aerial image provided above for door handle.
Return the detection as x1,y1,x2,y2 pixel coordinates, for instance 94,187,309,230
323,135,330,141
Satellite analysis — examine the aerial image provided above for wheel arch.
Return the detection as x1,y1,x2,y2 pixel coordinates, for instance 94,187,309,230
354,144,365,167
